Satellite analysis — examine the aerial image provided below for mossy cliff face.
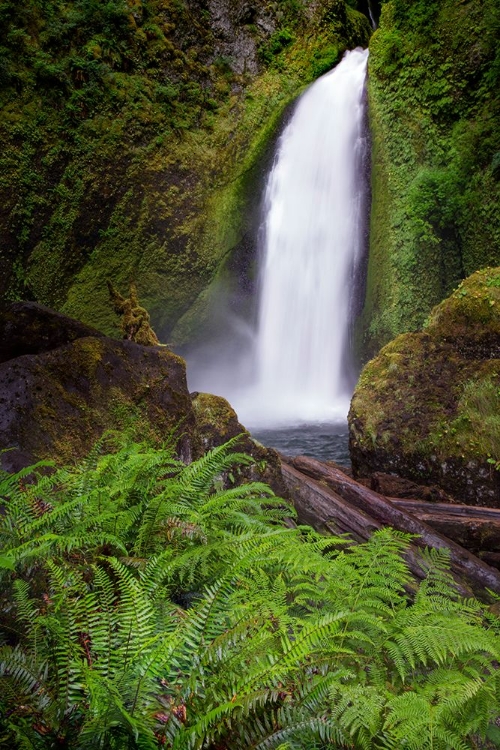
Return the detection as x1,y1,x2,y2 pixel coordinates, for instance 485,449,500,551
359,0,500,358
0,0,370,344
349,268,500,506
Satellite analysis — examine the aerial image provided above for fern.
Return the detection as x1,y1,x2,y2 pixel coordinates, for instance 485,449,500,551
0,437,499,749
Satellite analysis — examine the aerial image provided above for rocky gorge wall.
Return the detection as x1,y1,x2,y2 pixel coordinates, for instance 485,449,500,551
359,0,500,359
0,0,370,346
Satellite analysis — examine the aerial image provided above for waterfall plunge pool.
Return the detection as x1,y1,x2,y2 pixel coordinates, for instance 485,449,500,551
251,422,350,466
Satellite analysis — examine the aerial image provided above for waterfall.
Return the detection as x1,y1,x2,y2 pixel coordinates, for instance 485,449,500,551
186,48,370,434
367,1,378,29
231,47,369,427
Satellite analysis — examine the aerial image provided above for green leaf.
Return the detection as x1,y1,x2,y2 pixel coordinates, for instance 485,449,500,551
0,554,15,570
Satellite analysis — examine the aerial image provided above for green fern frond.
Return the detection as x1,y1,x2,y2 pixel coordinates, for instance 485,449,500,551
251,713,349,750
0,645,49,700
1,437,499,749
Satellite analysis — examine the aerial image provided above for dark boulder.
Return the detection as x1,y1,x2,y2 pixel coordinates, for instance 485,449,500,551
0,333,197,473
0,301,104,364
0,303,282,492
0,302,197,471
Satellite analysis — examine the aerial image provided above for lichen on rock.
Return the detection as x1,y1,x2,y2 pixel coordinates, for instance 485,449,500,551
349,268,500,506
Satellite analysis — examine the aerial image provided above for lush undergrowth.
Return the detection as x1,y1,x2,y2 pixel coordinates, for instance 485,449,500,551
1,436,499,748
360,0,500,358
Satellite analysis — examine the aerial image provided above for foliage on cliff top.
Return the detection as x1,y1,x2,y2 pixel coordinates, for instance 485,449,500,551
1,435,500,749
0,0,370,341
359,0,500,358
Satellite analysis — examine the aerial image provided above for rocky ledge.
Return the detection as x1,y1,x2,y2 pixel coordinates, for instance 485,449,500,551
349,268,500,506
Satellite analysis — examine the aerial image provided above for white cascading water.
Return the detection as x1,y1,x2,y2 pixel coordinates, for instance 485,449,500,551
231,47,369,427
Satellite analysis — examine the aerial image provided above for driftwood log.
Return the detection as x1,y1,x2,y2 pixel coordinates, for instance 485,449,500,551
282,456,500,599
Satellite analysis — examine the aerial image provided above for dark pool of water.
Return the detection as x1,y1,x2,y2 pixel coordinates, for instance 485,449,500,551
251,423,350,467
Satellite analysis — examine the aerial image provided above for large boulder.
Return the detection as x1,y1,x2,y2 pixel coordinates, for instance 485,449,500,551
0,304,197,472
0,303,282,489
349,268,500,506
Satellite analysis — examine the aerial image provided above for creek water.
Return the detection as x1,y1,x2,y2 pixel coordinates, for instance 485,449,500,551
188,48,370,462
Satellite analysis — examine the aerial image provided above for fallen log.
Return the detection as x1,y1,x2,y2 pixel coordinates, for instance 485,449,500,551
283,463,433,590
411,514,500,556
285,456,500,597
389,500,500,555
390,498,500,520
281,463,381,541
370,471,455,502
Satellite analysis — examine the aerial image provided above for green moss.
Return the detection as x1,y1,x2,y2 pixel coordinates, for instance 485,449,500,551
0,0,370,344
350,268,500,502
191,391,246,446
425,267,500,338
424,368,500,463
69,336,104,376
359,0,500,359
352,331,460,453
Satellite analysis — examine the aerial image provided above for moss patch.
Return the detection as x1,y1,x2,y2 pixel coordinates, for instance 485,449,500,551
359,0,500,358
349,268,500,505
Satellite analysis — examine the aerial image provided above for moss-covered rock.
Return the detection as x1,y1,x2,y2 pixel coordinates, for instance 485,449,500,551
191,390,287,495
191,391,244,449
349,268,500,505
0,302,198,471
359,0,500,359
0,0,370,347
0,303,286,496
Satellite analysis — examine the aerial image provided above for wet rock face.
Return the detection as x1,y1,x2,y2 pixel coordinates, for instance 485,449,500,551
349,268,500,506
204,0,337,78
0,303,197,471
206,0,272,75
